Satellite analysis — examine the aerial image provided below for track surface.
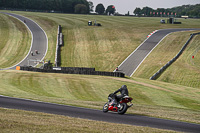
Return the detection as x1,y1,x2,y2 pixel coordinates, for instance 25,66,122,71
118,28,200,77
0,13,200,132
0,12,48,69
0,95,200,133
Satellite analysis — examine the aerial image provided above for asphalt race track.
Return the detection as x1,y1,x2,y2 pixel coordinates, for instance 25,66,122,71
0,13,200,132
0,12,48,69
0,95,200,132
118,28,200,77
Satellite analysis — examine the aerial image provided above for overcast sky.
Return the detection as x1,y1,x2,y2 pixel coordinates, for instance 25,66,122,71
90,0,200,14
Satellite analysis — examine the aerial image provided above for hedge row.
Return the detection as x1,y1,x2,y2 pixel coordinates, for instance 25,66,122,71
20,66,125,77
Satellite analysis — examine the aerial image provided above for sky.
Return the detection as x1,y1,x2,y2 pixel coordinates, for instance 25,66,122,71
90,0,200,14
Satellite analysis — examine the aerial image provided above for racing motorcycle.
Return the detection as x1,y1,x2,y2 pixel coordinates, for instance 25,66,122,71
103,93,133,114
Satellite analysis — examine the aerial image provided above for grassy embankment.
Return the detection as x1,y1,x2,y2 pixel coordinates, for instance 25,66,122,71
0,70,199,124
0,11,200,132
0,13,31,69
158,33,200,87
12,11,200,71
134,31,200,88
0,108,177,133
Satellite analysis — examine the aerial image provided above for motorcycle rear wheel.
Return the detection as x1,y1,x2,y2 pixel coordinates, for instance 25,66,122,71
103,103,109,113
118,103,127,114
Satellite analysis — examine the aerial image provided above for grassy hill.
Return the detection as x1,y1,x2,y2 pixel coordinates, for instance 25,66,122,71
9,11,200,71
158,33,200,87
0,70,199,124
0,108,176,133
0,13,31,68
0,11,200,132
134,31,200,88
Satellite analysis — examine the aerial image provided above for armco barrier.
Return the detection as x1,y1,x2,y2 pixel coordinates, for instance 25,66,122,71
150,32,200,80
19,66,125,77
60,67,95,72
55,25,63,67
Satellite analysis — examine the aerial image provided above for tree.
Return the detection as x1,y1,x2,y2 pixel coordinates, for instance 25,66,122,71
133,7,141,16
88,1,94,12
74,4,88,14
141,6,153,16
156,8,165,17
125,11,130,16
61,0,74,13
0,0,90,14
106,5,116,15
72,0,89,13
95,3,105,14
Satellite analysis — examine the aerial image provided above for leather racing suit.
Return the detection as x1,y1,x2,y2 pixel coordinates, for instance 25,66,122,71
112,85,129,105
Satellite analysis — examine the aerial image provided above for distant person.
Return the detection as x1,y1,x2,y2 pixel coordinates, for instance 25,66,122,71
116,67,119,71
24,20,26,23
31,51,33,56
35,50,38,54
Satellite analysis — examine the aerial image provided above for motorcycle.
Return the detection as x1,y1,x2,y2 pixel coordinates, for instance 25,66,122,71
103,93,133,114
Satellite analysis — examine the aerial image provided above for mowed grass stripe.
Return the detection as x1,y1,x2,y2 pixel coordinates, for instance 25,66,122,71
158,33,200,88
134,31,200,88
0,70,199,123
0,11,200,124
9,11,200,72
0,13,31,68
134,31,194,78
0,14,9,53
0,108,177,133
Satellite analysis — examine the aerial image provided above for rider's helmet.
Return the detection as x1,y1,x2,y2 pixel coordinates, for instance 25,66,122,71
121,85,127,89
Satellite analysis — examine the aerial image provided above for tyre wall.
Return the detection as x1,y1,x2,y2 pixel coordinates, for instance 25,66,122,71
19,66,125,77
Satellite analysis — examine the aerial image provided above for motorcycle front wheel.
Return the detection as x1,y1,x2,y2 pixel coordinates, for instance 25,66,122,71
118,103,128,114
103,103,109,113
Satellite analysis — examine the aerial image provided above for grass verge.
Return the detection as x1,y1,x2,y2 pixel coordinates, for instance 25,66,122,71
0,108,178,133
0,70,199,124
0,13,31,68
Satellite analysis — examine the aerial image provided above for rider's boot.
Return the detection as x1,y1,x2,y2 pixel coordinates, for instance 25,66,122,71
117,103,121,108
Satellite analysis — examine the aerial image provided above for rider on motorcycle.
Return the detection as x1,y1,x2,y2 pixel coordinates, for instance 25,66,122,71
111,85,129,106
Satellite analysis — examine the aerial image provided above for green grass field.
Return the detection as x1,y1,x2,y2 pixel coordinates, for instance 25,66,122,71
0,11,200,132
0,13,31,68
134,31,200,88
9,11,200,71
158,34,200,87
0,108,178,133
0,70,199,124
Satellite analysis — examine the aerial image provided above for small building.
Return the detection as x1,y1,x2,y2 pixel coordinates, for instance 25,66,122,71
167,17,181,24
88,21,92,26
181,16,189,19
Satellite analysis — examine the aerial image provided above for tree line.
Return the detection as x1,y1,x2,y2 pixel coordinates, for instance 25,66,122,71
0,0,116,15
133,4,200,18
94,3,200,18
0,0,90,14
0,1,199,17
95,3,116,15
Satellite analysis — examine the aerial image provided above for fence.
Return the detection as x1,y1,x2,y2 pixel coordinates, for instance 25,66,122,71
150,32,200,80
55,25,63,67
19,66,125,77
